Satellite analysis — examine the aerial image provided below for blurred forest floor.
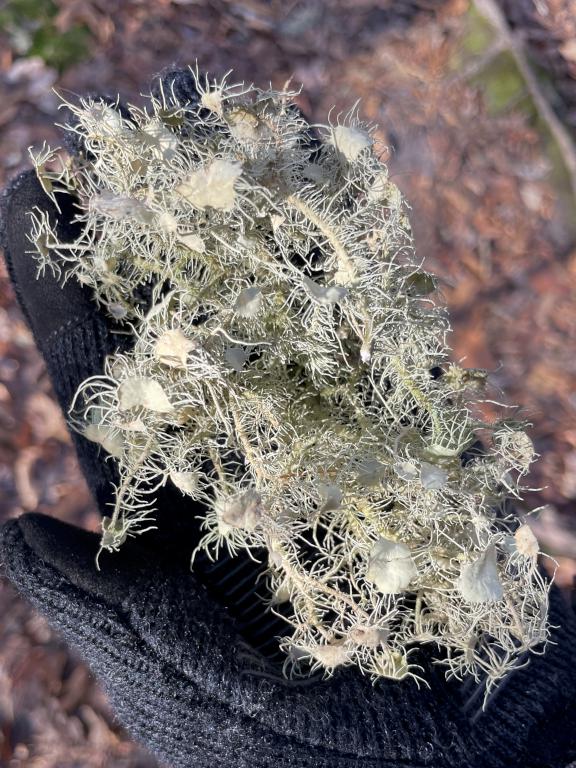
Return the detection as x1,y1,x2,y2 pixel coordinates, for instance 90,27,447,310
1,0,576,765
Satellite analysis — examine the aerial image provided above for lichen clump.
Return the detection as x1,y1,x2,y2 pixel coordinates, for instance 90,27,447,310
28,68,551,701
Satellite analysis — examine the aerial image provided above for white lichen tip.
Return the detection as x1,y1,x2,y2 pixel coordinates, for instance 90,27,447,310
170,470,201,496
215,489,264,532
514,523,539,559
176,158,243,211
331,125,372,161
457,545,503,603
234,286,263,318
154,329,196,369
303,275,348,305
366,537,418,595
118,377,174,413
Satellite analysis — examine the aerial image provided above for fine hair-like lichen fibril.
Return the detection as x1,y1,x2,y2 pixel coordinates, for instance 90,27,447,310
27,67,551,704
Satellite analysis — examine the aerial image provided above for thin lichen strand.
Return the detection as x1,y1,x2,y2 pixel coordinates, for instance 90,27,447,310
28,68,551,705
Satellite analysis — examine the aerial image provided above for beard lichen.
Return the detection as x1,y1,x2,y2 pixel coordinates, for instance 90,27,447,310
27,67,552,706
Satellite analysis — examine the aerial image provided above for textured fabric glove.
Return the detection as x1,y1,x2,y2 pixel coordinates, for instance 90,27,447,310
1,69,576,768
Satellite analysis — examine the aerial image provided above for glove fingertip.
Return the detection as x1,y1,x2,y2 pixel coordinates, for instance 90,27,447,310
0,168,39,253
0,512,146,607
150,65,201,109
0,516,22,573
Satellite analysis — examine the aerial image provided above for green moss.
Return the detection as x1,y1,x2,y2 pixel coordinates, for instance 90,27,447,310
470,48,576,234
449,2,497,71
461,3,496,56
470,50,526,113
0,0,92,72
29,24,92,72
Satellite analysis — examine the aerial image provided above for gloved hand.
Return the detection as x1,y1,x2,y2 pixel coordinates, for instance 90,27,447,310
1,69,575,768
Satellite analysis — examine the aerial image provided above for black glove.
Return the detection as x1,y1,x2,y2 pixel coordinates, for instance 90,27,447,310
1,69,575,768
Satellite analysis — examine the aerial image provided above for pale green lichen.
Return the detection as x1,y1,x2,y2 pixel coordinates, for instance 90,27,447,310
27,67,552,705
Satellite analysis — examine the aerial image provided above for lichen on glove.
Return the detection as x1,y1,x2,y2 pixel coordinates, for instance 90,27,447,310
26,66,551,703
